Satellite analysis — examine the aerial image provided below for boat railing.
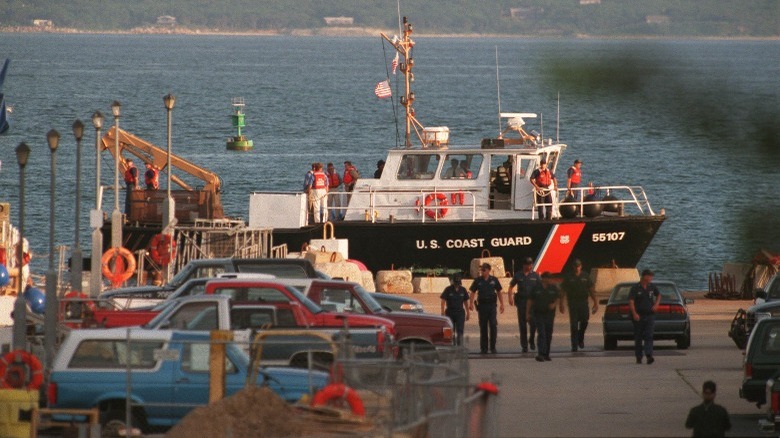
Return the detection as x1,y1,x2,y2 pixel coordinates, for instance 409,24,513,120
531,185,657,220
368,188,478,223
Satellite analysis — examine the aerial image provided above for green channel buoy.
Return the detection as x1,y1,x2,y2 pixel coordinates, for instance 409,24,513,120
226,97,254,151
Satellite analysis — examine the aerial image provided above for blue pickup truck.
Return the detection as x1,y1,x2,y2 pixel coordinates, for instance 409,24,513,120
47,328,329,435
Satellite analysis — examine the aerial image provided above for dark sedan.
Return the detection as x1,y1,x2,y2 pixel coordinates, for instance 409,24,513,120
601,281,692,350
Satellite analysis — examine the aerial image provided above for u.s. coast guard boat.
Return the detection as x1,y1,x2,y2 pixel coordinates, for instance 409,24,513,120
248,18,665,276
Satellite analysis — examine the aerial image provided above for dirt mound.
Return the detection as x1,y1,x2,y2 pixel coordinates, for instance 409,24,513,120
166,387,302,438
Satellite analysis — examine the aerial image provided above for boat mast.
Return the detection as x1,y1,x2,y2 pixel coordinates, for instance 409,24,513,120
381,17,423,147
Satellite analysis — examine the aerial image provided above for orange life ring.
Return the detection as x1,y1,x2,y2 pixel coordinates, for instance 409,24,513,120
149,233,177,266
415,192,448,219
0,350,44,390
60,291,97,321
311,383,365,416
101,247,136,286
450,191,465,205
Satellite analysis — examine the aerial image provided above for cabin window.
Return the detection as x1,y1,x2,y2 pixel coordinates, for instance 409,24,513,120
397,154,440,180
440,154,482,179
545,151,560,172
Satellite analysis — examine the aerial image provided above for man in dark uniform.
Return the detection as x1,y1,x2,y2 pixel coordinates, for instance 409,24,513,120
440,273,470,346
469,263,505,354
629,269,662,364
685,380,731,437
527,272,560,362
507,257,540,352
561,259,598,352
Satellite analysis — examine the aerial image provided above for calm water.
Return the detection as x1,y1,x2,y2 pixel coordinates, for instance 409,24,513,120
0,33,777,289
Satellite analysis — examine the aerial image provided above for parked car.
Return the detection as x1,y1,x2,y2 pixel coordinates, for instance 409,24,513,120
741,317,780,407
758,273,780,302
601,281,693,350
372,293,425,313
47,328,329,434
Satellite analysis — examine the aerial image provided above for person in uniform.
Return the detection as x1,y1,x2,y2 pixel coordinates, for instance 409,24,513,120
325,162,342,221
530,158,557,219
685,380,731,437
527,272,560,361
566,159,582,199
469,263,505,354
374,160,385,179
440,273,470,346
310,162,328,223
629,269,661,364
123,158,138,214
144,162,159,190
507,257,540,352
561,259,598,352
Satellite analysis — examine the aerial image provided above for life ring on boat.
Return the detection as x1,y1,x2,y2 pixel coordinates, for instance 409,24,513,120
415,193,449,219
450,191,465,205
101,247,136,286
149,233,176,266
311,383,365,416
60,291,97,321
0,350,44,390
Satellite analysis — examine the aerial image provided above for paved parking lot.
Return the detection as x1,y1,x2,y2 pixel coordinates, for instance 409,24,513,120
406,291,772,437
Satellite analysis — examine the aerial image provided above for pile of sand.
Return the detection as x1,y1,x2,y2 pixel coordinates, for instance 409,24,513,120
166,387,303,438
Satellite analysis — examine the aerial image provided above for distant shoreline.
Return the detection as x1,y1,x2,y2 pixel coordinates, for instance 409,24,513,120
1,25,778,41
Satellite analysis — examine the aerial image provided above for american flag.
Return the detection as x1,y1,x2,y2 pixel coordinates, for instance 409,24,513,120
391,53,399,75
374,80,392,99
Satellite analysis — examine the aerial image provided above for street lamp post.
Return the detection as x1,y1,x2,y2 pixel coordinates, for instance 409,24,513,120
110,101,122,250
162,93,176,283
90,111,104,298
44,128,60,370
72,120,84,292
12,142,30,350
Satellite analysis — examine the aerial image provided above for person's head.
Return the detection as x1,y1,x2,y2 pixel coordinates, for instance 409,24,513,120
640,269,654,285
452,273,462,286
311,162,317,170
145,162,153,169
522,257,534,272
573,159,582,169
327,162,335,172
573,259,582,272
480,263,492,278
314,162,323,171
702,381,716,403
377,160,385,169
126,158,133,167
450,158,459,167
344,161,352,169
541,271,552,286
540,158,547,168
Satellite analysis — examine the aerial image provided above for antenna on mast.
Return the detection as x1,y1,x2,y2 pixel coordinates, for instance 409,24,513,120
495,46,502,138
556,91,560,143
396,0,402,36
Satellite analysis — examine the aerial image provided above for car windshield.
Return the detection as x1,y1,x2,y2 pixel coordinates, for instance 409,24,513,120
285,286,323,314
143,299,183,328
611,283,680,302
353,284,384,313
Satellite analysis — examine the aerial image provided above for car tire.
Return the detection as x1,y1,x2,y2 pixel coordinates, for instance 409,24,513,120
101,408,142,438
676,329,691,349
603,337,617,351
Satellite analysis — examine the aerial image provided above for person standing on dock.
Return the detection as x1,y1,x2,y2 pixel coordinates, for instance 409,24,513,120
469,263,505,354
144,162,159,190
629,269,661,364
326,162,342,221
310,162,328,223
507,257,540,353
440,273,470,346
685,380,731,437
561,259,598,352
123,158,139,214
527,272,560,362
530,158,557,219
566,159,582,199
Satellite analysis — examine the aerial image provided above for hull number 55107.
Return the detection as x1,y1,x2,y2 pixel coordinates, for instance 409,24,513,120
592,232,625,242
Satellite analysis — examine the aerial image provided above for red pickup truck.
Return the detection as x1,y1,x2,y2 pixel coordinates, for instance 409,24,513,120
281,279,454,350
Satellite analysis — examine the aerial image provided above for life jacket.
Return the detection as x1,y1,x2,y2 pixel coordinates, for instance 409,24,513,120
569,166,581,184
343,166,357,185
535,168,552,187
124,166,138,184
327,171,341,189
145,167,159,190
312,171,328,190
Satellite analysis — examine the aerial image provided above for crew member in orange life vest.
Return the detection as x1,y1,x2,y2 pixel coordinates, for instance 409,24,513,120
343,161,359,192
326,162,342,221
530,158,557,220
144,162,159,190
123,158,139,214
310,162,329,223
567,159,583,199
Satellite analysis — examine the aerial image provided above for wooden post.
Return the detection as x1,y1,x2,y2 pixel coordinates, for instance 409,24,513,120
209,330,233,404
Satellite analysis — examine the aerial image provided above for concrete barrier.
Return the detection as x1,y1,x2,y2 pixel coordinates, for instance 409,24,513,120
412,276,452,294
376,270,413,294
591,268,639,296
361,271,376,292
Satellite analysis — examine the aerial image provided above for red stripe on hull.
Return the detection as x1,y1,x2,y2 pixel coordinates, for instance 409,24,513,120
535,223,585,274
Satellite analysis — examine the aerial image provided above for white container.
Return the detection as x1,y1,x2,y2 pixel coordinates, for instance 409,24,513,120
249,192,307,229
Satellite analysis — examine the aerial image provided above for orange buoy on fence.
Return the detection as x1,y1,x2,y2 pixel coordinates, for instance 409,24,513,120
311,383,365,416
101,247,136,287
0,350,44,390
149,233,176,266
415,192,449,219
